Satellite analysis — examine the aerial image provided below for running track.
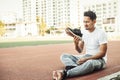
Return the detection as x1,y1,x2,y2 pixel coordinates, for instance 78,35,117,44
0,41,120,80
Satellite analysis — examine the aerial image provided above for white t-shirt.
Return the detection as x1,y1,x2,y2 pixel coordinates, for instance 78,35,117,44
82,28,108,62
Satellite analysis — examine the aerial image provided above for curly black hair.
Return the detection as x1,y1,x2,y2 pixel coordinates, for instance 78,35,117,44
84,11,97,21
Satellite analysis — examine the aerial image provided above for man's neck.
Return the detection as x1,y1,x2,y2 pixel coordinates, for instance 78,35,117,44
88,27,95,33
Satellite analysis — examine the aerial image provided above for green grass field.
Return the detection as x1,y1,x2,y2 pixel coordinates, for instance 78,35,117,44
0,40,72,48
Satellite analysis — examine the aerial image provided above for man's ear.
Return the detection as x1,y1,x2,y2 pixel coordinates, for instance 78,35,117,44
93,20,96,24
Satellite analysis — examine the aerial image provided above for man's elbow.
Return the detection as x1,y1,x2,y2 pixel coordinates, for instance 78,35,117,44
101,43,107,57
101,51,107,57
75,48,82,53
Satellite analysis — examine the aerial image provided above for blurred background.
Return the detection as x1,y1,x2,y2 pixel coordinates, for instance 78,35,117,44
0,0,120,42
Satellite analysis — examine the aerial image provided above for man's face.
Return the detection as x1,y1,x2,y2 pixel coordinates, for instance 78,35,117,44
83,16,96,30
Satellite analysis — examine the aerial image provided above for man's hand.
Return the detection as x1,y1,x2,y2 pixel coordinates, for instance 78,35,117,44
73,35,82,50
73,35,81,46
76,58,88,65
65,27,75,37
73,35,83,53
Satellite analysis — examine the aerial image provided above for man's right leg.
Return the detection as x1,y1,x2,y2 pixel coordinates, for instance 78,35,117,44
54,54,79,80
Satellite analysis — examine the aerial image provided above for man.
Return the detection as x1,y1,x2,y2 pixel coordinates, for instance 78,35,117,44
53,11,107,80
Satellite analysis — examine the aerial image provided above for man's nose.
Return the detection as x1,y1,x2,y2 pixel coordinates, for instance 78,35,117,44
84,23,87,26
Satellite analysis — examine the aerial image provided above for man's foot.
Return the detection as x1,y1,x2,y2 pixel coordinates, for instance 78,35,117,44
57,70,64,80
53,71,58,80
53,70,66,80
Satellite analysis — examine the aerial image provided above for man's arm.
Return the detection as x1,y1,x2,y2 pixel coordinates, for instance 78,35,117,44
77,43,107,64
87,43,107,59
74,36,84,53
65,27,84,53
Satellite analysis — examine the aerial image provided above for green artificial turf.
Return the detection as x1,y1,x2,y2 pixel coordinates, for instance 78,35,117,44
0,40,72,48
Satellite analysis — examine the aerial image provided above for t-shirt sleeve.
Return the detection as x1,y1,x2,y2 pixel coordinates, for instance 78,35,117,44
98,31,108,44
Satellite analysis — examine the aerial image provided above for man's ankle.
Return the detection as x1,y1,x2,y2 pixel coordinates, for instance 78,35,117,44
65,66,76,71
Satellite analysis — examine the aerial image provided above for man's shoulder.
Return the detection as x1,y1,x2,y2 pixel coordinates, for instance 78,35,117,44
81,28,106,35
95,28,106,34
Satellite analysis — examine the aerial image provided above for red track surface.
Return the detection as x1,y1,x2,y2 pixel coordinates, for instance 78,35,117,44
0,41,120,80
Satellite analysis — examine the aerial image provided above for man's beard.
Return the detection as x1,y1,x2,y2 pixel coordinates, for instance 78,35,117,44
85,27,89,30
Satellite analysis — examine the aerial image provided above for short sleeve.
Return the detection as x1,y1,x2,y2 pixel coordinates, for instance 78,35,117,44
98,31,108,44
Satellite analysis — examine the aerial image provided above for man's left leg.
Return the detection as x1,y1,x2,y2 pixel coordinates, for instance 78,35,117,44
66,59,105,77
